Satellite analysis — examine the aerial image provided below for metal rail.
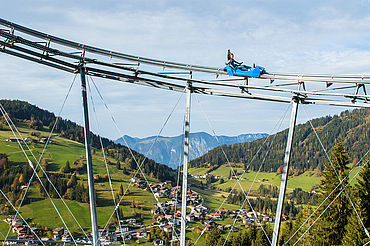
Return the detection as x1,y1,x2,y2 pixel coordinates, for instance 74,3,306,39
0,30,368,107
1,18,370,84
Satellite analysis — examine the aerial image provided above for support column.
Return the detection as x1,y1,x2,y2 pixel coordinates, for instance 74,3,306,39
180,82,192,246
272,97,299,246
80,66,99,246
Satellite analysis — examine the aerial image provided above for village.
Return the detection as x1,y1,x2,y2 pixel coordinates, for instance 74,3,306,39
2,177,276,245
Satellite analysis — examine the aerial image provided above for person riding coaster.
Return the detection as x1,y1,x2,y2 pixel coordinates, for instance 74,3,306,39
225,49,266,78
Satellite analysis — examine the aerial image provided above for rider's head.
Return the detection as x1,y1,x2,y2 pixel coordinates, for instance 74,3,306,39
228,53,234,60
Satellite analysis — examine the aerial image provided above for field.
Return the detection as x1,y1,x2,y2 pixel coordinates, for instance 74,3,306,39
189,164,323,193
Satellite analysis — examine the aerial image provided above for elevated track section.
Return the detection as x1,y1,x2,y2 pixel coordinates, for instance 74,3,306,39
0,18,368,108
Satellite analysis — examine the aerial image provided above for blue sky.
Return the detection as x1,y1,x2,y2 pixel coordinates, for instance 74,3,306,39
1,0,370,139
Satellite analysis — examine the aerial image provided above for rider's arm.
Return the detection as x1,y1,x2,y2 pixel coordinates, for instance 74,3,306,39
234,60,243,65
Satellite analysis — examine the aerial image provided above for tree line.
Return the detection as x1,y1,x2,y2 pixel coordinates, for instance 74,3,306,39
0,99,175,182
190,108,369,173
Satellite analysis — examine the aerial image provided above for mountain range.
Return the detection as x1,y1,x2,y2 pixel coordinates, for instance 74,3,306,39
115,132,268,168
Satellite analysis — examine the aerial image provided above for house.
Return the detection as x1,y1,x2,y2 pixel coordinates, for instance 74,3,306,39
246,212,255,218
6,137,30,143
157,215,166,223
224,224,233,230
150,184,160,192
194,213,203,220
170,186,180,196
13,226,27,236
12,224,23,233
17,235,33,241
154,192,167,198
153,239,164,245
263,216,270,222
167,200,179,207
126,218,136,224
193,175,204,179
217,225,225,231
216,209,228,215
186,214,195,222
100,232,117,243
53,228,64,240
98,229,110,237
115,232,131,241
242,218,252,226
165,214,173,220
163,225,172,233
136,230,147,239
207,213,222,219
204,224,214,232
116,225,130,233
170,218,180,226
61,234,72,242
228,214,236,219
30,227,43,236
195,205,208,213
134,180,146,189
5,217,23,226
39,137,52,144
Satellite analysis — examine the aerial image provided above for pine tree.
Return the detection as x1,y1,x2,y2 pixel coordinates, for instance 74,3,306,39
206,229,223,245
342,157,370,245
0,154,9,170
289,205,316,245
356,157,370,230
67,174,77,188
254,228,269,246
342,197,367,246
118,184,124,196
313,142,351,245
65,161,71,173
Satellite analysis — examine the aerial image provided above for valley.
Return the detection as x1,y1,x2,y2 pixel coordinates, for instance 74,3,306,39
0,100,368,245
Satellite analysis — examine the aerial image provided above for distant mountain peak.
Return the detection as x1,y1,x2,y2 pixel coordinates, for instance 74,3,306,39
115,132,268,168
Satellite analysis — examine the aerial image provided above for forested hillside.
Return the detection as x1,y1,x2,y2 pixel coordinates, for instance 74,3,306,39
190,108,369,172
0,99,175,182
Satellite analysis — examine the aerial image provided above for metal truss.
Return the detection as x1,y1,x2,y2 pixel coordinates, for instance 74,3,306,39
0,18,368,108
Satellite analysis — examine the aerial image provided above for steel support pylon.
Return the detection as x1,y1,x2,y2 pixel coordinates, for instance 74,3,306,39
180,82,192,246
80,66,100,246
272,98,299,246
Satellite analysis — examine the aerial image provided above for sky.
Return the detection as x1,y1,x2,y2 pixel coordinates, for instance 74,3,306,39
1,0,370,140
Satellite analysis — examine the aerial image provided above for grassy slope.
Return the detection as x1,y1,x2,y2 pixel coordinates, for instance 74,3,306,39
190,164,323,192
0,125,158,237
190,159,361,194
0,215,16,239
